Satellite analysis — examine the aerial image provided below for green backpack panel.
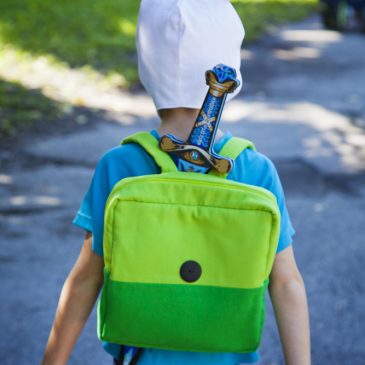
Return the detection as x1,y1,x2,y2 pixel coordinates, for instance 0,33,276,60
98,132,280,353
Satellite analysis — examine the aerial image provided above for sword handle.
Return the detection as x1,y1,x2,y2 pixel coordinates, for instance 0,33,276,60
160,64,240,173
188,65,240,149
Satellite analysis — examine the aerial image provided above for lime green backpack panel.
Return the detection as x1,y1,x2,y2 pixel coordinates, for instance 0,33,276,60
98,132,281,353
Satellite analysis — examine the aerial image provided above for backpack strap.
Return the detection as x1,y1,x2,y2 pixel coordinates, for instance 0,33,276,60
122,132,178,173
209,137,255,178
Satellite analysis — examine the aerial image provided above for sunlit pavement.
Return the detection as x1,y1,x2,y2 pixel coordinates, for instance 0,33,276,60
0,16,364,365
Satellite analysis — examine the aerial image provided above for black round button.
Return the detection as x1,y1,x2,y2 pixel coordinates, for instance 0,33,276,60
180,260,202,283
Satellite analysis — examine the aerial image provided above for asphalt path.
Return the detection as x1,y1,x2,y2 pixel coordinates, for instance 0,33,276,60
0,16,364,365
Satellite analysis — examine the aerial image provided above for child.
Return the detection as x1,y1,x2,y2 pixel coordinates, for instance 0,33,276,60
41,1,311,364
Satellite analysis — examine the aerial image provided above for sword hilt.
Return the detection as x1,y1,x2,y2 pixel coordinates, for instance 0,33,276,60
160,64,240,173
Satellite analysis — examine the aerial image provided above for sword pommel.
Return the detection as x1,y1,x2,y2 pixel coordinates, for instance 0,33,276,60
205,64,240,97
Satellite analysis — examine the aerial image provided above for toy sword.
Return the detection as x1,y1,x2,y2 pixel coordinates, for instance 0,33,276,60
159,64,240,174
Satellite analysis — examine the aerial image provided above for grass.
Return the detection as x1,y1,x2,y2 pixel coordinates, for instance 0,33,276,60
0,0,140,86
0,79,62,138
0,0,317,140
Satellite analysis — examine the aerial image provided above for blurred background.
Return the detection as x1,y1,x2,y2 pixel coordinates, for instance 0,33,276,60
0,1,364,364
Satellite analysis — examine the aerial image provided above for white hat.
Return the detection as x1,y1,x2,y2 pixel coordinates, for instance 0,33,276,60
136,0,245,110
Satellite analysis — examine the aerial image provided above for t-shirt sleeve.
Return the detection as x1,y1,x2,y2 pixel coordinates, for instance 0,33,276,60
260,158,295,253
72,152,115,256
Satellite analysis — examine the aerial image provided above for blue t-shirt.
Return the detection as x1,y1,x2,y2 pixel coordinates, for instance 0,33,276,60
73,130,295,365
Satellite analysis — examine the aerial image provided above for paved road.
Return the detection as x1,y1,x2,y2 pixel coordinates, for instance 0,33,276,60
1,16,364,365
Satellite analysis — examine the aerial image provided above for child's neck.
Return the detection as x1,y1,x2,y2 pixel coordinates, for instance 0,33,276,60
157,108,223,141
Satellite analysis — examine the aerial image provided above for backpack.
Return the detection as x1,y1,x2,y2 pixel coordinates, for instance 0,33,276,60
97,131,281,353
